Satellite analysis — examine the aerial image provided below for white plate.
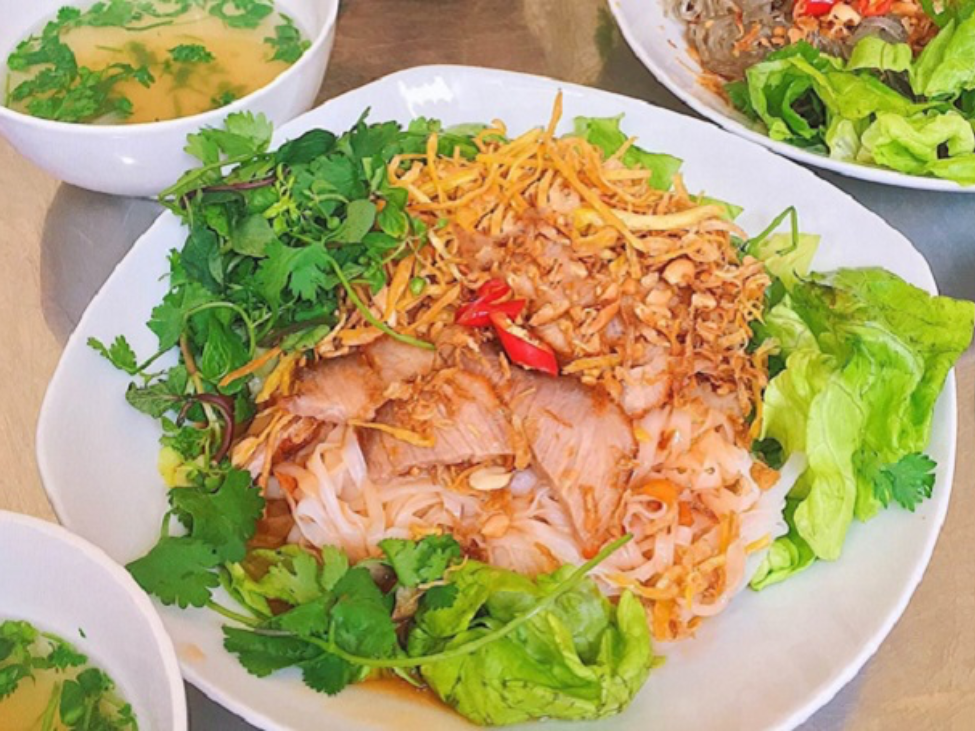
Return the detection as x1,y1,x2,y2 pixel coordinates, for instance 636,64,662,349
609,0,973,192
0,511,187,730
37,66,957,731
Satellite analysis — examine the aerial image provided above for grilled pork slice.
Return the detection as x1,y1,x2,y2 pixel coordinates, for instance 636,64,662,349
508,370,635,555
282,338,436,423
362,370,515,480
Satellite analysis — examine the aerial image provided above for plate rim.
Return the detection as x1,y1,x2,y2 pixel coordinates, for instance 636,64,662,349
35,63,959,731
608,0,973,193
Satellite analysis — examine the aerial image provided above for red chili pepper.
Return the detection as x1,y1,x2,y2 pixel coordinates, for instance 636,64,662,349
856,0,892,16
475,278,511,303
456,298,527,327
794,0,836,16
489,312,559,376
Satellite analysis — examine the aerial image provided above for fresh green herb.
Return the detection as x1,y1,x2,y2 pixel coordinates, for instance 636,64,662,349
169,43,214,64
217,534,652,721
211,89,239,109
872,453,938,512
0,620,137,729
209,0,274,29
264,15,310,64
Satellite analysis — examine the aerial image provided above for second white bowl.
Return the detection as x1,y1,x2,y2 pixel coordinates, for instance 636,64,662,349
0,510,187,730
0,0,339,197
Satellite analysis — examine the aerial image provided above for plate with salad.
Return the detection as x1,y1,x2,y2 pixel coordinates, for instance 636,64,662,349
611,0,975,190
37,65,973,730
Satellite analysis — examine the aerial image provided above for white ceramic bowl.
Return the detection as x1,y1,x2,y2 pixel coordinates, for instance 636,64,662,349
0,510,187,729
0,0,339,197
610,0,973,192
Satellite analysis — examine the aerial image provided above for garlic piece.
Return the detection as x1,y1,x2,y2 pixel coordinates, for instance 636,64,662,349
469,465,513,492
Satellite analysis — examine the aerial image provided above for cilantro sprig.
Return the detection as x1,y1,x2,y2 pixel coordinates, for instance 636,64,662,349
871,453,938,512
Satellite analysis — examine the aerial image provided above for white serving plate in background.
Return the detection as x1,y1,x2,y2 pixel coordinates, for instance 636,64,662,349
610,0,973,192
37,66,957,730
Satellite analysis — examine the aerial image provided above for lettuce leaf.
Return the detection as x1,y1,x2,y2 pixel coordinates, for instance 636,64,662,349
847,36,912,73
857,111,975,176
750,498,817,589
911,16,975,99
758,268,973,564
410,562,655,725
573,115,681,190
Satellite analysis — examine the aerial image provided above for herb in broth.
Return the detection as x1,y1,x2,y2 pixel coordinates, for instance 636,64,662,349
4,1,310,124
0,620,137,730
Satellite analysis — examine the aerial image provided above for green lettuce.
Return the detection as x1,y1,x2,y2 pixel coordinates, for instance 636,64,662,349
730,35,975,183
857,111,975,176
573,115,682,190
847,36,913,73
410,562,655,726
757,269,973,565
911,16,975,99
750,498,816,589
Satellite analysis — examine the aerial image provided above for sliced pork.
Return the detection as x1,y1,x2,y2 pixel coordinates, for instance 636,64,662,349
282,337,436,423
507,370,636,555
362,370,515,480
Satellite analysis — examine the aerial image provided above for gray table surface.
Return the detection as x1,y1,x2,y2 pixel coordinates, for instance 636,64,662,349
17,0,975,729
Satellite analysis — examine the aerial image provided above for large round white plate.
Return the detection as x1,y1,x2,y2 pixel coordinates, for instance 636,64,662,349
609,0,973,192
37,65,957,731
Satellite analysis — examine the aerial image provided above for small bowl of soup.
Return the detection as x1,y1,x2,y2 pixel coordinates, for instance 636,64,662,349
0,0,339,197
0,510,186,729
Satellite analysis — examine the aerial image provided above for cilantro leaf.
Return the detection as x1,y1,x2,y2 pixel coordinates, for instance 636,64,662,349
169,468,265,561
209,0,274,29
330,568,397,658
88,335,139,375
300,651,360,696
264,15,310,64
34,640,87,670
0,664,30,700
255,239,332,305
379,535,462,588
169,44,214,64
127,537,222,608
422,584,459,610
272,597,333,637
873,453,937,512
222,627,320,677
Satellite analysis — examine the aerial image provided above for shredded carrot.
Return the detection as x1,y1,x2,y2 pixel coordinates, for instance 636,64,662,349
219,347,282,388
349,420,435,448
637,478,680,507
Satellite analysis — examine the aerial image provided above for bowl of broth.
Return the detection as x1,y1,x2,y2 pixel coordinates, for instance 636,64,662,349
0,0,339,197
0,510,186,729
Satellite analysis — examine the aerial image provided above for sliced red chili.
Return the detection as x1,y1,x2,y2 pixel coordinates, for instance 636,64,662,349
476,278,511,303
489,312,559,376
794,0,836,16
856,0,892,16
456,298,526,327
